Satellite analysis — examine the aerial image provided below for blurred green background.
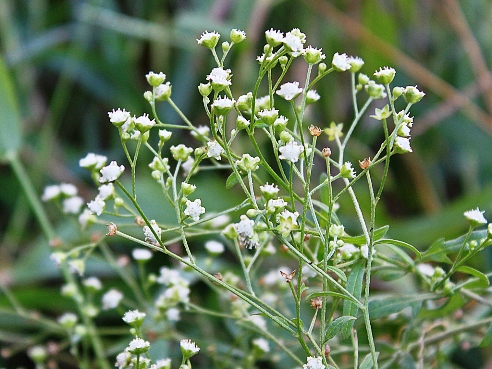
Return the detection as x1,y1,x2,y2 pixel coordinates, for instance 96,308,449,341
1,0,492,367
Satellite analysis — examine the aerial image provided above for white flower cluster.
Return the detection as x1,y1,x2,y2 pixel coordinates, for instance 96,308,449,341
154,267,190,321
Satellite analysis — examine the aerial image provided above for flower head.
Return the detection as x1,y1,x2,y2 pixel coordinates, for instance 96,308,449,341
143,219,162,244
146,71,166,87
102,289,123,310
87,196,105,216
324,122,344,141
170,144,193,161
303,356,325,369
347,56,364,72
184,199,205,221
276,82,303,101
303,46,325,64
236,153,261,172
206,67,232,91
332,53,351,71
132,248,153,261
108,108,130,127
394,136,412,154
207,140,224,160
154,82,172,101
265,29,284,46
122,309,146,326
63,196,84,214
79,153,108,171
197,31,220,48
127,337,150,355
99,161,125,183
464,208,487,227
279,141,304,163
374,67,396,84
211,96,235,116
180,339,200,360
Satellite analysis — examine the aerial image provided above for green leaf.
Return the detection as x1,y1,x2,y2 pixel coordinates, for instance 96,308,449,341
341,225,389,245
479,322,492,347
359,352,379,369
418,293,464,320
306,291,358,304
225,172,245,189
380,243,416,267
342,260,365,337
368,293,436,319
326,265,347,283
0,55,22,161
375,238,421,259
421,238,452,263
456,266,489,287
422,230,489,263
324,316,356,343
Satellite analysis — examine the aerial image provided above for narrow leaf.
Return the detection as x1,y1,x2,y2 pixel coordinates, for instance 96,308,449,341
0,55,22,160
225,172,245,189
306,291,358,304
342,260,365,337
359,352,379,369
342,225,389,245
375,238,421,259
456,266,489,287
479,322,492,347
368,294,436,319
326,265,347,283
324,316,356,342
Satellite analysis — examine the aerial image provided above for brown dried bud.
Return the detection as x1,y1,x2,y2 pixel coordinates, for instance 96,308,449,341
280,269,296,283
49,238,63,248
324,344,331,357
304,234,311,242
280,244,289,252
322,147,332,157
310,296,323,309
309,125,322,136
359,157,371,170
106,222,117,236
214,272,223,281
134,216,145,226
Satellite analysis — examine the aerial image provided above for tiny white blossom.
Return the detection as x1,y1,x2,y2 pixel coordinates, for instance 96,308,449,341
283,30,304,56
155,358,172,369
276,82,303,101
98,183,114,200
197,31,220,47
464,208,487,226
42,185,61,201
247,315,267,330
127,337,150,354
306,90,320,103
182,157,195,176
184,199,205,221
108,108,130,125
265,28,284,46
78,208,95,228
303,356,325,369
134,113,155,133
332,52,351,71
57,312,78,327
143,219,162,244
166,308,181,322
79,153,107,170
180,339,200,359
207,140,225,160
132,248,153,261
234,215,255,238
115,351,132,369
59,183,78,197
394,136,412,153
205,240,225,254
252,338,270,353
279,141,304,163
102,289,123,310
417,263,435,277
122,310,146,324
63,196,84,214
99,161,125,183
211,96,236,115
157,267,187,286
206,67,232,88
191,125,210,138
260,183,279,198
83,277,102,290
87,195,105,216
360,244,376,259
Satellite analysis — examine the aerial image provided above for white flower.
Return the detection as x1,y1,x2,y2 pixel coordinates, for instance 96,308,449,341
260,183,279,199
347,56,364,72
59,183,78,197
283,30,304,56
360,244,376,259
205,240,225,254
108,108,130,125
191,125,210,138
42,185,61,201
184,199,205,221
303,356,325,369
79,153,107,170
197,31,220,48
206,67,232,88
83,277,102,290
143,219,162,244
166,308,181,322
417,263,435,277
182,157,195,176
207,140,224,160
276,82,303,101
279,141,304,163
157,267,186,286
98,183,114,200
128,337,150,354
132,248,153,261
62,196,84,214
211,96,235,115
115,351,132,369
252,338,270,353
99,161,125,183
154,82,172,100
265,28,284,46
247,315,267,330
78,208,95,229
57,312,78,328
306,90,320,103
332,52,351,71
122,310,146,324
277,210,299,237
50,252,66,266
234,215,255,238
394,136,412,153
339,243,358,259
464,208,487,226
180,339,200,359
102,289,123,310
134,113,156,133
155,358,172,369
87,195,105,216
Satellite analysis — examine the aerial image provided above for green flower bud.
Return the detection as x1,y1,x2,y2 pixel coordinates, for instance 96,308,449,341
236,116,250,130
170,144,193,161
181,182,196,196
198,82,212,97
403,85,425,104
230,29,246,44
154,82,172,101
146,71,166,87
144,90,153,102
374,67,396,84
237,154,261,172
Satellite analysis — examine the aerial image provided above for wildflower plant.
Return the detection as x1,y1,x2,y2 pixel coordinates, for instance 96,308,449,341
23,28,492,368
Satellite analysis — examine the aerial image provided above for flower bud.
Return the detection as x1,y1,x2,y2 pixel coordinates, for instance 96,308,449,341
198,82,212,97
374,67,396,84
222,41,230,52
143,90,153,102
279,130,293,143
403,85,425,104
230,29,246,44
181,182,197,196
197,31,220,49
146,71,166,87
236,116,250,130
154,82,172,101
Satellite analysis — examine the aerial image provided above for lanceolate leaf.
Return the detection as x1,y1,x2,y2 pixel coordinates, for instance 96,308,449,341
375,238,421,259
324,316,356,343
359,352,379,369
341,225,389,245
342,260,365,337
479,322,492,347
0,56,22,161
456,266,489,287
368,293,436,319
